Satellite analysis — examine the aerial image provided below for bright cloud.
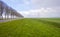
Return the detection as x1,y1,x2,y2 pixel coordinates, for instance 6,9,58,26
20,8,60,18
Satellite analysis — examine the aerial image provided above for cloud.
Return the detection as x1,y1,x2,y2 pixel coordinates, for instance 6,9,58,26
29,0,60,18
23,0,30,5
30,0,60,10
20,8,60,18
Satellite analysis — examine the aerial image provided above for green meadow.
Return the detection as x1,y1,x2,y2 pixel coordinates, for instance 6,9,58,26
0,18,60,37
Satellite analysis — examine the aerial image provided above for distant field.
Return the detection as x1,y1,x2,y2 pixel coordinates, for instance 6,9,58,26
0,18,60,37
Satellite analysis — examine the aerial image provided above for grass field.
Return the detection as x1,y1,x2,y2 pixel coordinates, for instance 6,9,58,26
0,18,60,37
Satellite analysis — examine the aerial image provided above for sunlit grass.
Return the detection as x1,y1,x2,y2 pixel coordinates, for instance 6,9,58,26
0,18,60,37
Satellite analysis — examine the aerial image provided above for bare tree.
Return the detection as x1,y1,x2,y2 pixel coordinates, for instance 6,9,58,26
0,1,4,19
0,0,24,20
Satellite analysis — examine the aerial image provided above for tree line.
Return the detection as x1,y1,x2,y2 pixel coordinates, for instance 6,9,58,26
0,0,23,19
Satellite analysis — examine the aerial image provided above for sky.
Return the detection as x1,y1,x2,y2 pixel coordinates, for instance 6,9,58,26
2,0,60,18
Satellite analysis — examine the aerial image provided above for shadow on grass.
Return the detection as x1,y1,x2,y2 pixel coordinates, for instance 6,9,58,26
33,19,60,28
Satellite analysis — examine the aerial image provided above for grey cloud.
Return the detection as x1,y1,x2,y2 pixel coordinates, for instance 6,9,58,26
31,0,60,8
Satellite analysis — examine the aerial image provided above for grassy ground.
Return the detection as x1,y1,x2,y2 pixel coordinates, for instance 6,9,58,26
0,18,60,37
